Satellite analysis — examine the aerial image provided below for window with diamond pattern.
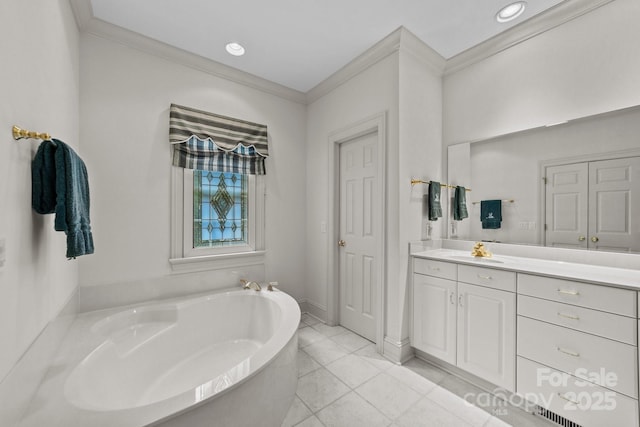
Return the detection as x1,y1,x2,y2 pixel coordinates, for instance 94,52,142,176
193,171,247,247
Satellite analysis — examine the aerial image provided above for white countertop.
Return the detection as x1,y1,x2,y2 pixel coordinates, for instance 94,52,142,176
412,249,640,290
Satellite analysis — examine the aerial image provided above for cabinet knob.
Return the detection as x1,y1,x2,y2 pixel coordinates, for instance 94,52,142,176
578,236,586,242
338,239,346,247
591,236,599,243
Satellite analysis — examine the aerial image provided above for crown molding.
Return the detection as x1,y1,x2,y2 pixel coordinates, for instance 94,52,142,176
305,27,403,104
397,27,446,75
306,26,446,104
69,0,614,103
444,0,616,75
68,0,307,105
69,0,93,31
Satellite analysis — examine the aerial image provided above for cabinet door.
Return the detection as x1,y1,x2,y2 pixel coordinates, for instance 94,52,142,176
456,283,515,391
412,274,456,365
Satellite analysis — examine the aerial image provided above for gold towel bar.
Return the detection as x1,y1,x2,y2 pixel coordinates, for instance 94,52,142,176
471,199,515,205
411,179,472,191
12,125,51,141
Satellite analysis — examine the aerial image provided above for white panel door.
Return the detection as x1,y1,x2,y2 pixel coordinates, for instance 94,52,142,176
545,163,588,248
339,132,378,341
588,157,640,252
412,274,457,365
456,282,516,391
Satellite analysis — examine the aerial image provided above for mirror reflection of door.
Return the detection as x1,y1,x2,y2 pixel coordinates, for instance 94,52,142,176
544,163,588,249
545,156,640,252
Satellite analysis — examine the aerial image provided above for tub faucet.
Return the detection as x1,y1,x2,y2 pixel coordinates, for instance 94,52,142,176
240,280,261,291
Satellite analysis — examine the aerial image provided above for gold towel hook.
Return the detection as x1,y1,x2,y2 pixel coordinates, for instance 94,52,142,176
12,125,51,141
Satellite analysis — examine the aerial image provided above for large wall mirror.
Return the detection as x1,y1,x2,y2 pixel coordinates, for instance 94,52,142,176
447,105,640,253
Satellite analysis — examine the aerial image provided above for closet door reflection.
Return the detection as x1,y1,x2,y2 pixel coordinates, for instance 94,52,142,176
545,163,588,249
545,156,640,252
589,157,640,252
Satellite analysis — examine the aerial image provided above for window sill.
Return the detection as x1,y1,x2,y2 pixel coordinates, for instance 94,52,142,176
169,250,266,274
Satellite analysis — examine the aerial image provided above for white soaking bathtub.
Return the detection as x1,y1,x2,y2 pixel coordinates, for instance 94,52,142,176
18,288,300,427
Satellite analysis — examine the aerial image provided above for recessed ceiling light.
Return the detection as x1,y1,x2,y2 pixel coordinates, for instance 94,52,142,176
225,42,245,56
496,1,527,23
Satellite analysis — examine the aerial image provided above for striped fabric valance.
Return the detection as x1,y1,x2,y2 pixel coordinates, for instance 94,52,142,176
170,104,268,175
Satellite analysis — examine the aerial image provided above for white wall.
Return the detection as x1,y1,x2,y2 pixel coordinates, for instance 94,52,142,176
396,47,443,344
305,53,400,321
78,35,307,308
443,0,640,145
305,29,444,357
0,0,79,382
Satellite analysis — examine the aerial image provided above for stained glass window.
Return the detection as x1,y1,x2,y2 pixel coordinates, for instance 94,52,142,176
193,171,247,247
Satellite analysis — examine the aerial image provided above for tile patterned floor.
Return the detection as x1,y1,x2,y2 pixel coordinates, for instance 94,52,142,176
282,313,553,427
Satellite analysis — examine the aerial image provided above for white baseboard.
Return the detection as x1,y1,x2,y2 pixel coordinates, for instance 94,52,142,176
298,299,328,324
383,336,414,364
413,348,503,394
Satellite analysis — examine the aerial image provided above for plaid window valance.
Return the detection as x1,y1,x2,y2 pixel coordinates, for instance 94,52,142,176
170,104,268,175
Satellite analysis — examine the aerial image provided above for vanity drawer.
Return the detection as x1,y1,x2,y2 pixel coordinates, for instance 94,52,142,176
457,265,516,292
518,316,638,398
517,356,639,427
518,274,636,317
518,295,637,345
413,258,457,280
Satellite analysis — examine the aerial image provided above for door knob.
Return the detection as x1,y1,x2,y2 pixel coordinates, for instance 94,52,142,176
578,236,586,242
338,240,346,247
591,236,599,243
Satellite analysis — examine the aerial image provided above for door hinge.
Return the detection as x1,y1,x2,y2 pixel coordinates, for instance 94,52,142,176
544,224,548,231
542,177,547,185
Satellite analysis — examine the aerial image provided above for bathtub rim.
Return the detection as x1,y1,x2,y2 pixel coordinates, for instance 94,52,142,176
19,287,300,427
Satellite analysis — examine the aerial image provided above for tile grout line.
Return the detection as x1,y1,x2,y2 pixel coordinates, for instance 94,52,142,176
296,321,515,427
295,322,391,426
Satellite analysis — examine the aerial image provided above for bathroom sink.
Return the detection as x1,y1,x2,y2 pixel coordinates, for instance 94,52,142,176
447,255,505,264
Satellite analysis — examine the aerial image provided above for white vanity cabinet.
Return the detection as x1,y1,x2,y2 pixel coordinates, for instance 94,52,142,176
412,260,457,364
516,274,639,427
412,250,640,426
456,279,516,391
412,258,516,391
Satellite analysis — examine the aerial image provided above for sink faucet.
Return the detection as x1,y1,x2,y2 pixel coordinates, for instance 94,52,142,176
240,279,262,291
471,242,492,258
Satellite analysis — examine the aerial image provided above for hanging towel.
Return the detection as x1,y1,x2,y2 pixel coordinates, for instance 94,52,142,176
480,200,502,229
32,139,94,258
428,181,442,221
453,186,469,221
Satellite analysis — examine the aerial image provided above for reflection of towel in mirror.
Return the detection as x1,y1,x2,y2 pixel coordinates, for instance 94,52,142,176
453,186,468,221
480,200,502,229
428,182,442,221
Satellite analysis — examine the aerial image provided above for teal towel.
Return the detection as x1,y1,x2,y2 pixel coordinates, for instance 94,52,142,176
32,139,94,258
453,186,468,221
428,182,442,221
481,199,502,229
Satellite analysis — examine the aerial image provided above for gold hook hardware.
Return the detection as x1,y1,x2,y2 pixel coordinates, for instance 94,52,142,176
12,125,51,141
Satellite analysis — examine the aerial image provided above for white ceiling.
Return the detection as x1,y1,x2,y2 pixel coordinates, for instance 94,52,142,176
89,0,568,93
